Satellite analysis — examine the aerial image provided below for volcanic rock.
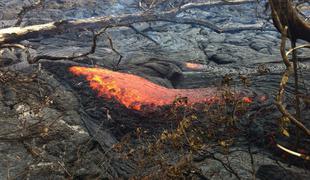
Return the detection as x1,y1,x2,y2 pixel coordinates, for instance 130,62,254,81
1,0,310,179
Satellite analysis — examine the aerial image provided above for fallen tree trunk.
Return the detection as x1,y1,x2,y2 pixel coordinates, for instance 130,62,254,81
0,0,255,45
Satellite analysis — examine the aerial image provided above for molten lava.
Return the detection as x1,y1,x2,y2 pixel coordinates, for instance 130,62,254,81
184,62,206,70
69,66,251,111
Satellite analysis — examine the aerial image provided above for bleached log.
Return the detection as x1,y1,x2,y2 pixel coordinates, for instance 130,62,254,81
0,0,255,44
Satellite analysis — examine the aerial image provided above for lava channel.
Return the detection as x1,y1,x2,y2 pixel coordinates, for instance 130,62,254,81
69,66,252,111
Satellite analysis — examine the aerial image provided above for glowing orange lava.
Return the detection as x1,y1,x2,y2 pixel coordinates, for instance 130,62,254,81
242,97,253,103
69,66,251,111
185,62,206,70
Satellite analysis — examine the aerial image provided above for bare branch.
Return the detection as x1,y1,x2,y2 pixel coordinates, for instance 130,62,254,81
0,43,31,62
104,33,123,68
15,0,45,26
29,27,109,63
269,0,310,136
275,26,310,136
0,27,110,64
276,143,310,160
129,24,159,45
0,0,256,45
268,0,310,42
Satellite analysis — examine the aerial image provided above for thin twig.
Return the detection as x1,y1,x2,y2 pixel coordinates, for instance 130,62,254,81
15,0,45,26
104,33,123,68
129,24,159,45
30,27,108,63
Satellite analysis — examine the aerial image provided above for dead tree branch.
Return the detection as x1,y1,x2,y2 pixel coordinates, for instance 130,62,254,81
15,0,45,26
269,0,310,136
276,143,310,160
0,27,109,64
275,26,310,136
269,0,310,42
0,0,256,45
29,27,108,63
129,24,159,45
104,33,123,67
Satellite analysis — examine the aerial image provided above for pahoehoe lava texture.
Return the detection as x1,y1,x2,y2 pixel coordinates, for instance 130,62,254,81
1,0,310,179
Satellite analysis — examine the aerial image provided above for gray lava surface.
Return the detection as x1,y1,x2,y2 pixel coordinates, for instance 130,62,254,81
1,0,310,179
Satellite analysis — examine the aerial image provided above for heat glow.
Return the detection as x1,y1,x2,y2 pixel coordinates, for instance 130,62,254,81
69,66,252,111
185,62,206,70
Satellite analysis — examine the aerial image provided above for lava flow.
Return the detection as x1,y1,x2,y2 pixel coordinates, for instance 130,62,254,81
184,62,206,70
69,66,252,111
